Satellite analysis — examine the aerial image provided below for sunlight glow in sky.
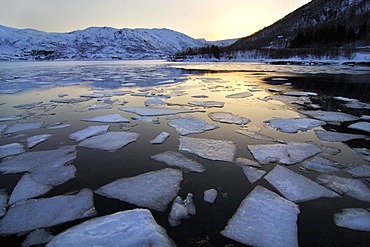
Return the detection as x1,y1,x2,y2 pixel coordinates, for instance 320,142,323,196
0,0,311,41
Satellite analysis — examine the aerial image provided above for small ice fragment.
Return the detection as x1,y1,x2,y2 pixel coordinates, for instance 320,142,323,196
265,165,339,202
179,136,236,162
314,130,366,142
221,186,300,247
184,193,196,215
0,143,25,159
345,101,370,110
50,98,90,104
119,107,198,116
22,229,54,247
283,92,317,97
95,169,182,212
334,208,370,232
192,94,209,98
47,209,174,247
150,132,170,144
13,102,43,109
188,101,225,108
360,115,370,121
82,114,130,123
248,142,321,165
208,112,250,125
0,116,22,122
87,104,112,110
235,157,261,168
353,148,370,162
131,115,160,124
333,96,358,102
168,116,218,135
47,122,70,130
58,93,68,98
0,190,7,217
301,156,341,173
236,129,282,143
317,174,370,202
204,189,217,203
168,196,188,227
4,122,43,134
27,134,52,148
145,98,167,106
151,151,205,172
348,122,370,133
69,125,109,142
242,166,266,184
94,90,133,96
301,110,358,122
78,132,139,151
345,164,370,178
80,93,105,98
265,118,325,133
0,189,95,236
225,91,253,98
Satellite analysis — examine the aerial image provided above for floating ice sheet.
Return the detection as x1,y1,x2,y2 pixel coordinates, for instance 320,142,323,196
27,134,52,148
317,174,370,202
47,209,175,247
301,156,341,173
314,130,366,142
265,165,339,202
345,164,370,178
301,110,358,122
151,151,205,173
221,186,300,247
179,136,236,162
334,208,370,232
150,132,170,144
345,101,370,110
0,116,22,122
119,107,198,116
235,157,261,168
348,122,370,133
87,104,112,110
188,101,225,108
47,123,71,130
50,98,90,104
283,92,317,97
145,98,167,106
132,115,160,124
204,189,217,203
69,125,109,142
0,190,7,217
248,142,321,165
208,112,250,125
265,118,325,133
225,91,253,98
13,101,43,109
0,124,6,132
22,229,54,247
95,169,182,212
353,148,370,162
242,166,266,184
78,132,139,151
0,189,96,236
4,122,43,134
82,114,130,123
0,143,25,159
236,129,282,143
168,116,218,135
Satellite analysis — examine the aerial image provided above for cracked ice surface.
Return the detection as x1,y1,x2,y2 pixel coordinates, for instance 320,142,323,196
95,169,182,212
248,142,321,165
82,114,130,123
69,125,109,142
47,209,175,247
119,107,198,116
221,186,300,247
317,174,370,202
265,118,325,133
78,132,139,151
27,134,52,148
0,189,96,236
334,208,370,232
168,116,218,135
314,130,367,142
179,136,236,162
208,112,250,125
265,165,339,203
301,110,358,122
4,122,44,134
0,143,25,159
151,151,205,173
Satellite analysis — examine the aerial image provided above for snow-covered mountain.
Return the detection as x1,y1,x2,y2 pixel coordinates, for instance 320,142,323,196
0,25,210,60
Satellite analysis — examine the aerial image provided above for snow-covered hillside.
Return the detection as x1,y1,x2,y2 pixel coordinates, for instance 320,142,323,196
0,25,210,60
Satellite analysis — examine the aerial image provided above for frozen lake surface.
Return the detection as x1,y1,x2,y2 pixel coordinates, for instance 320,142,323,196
0,60,369,246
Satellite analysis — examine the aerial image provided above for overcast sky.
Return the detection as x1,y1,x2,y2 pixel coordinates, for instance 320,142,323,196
0,0,311,41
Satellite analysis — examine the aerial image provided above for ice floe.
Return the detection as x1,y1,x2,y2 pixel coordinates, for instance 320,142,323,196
360,115,370,121
0,143,25,159
4,122,43,134
50,98,90,104
0,115,23,122
78,132,139,151
204,189,218,203
208,112,250,125
69,125,109,142
150,132,170,144
301,110,358,122
301,156,341,173
168,116,218,135
131,115,160,124
179,136,236,162
95,169,182,212
87,104,112,110
248,142,321,165
345,164,370,178
265,118,325,133
0,189,95,236
242,166,266,184
283,91,317,97
168,193,195,227
234,157,261,168
151,151,205,173
348,122,370,133
188,101,225,108
47,209,175,247
221,186,300,247
314,130,367,142
82,114,130,123
333,96,358,102
13,101,43,109
236,129,283,143
334,208,370,232
265,165,339,202
145,98,167,106
119,107,198,116
317,174,370,202
27,134,52,148
225,91,253,98
0,124,7,132
47,122,71,130
345,101,370,110
22,229,54,247
0,190,7,217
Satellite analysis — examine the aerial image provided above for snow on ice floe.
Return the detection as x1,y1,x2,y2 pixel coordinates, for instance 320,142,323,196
317,174,370,202
248,142,321,165
348,122,370,133
221,186,300,247
265,165,339,203
78,132,139,151
150,132,170,144
265,118,325,133
179,136,236,162
301,156,341,173
22,229,54,247
4,122,43,134
27,134,52,148
95,169,182,212
168,116,218,135
208,112,250,125
301,110,358,122
314,130,367,142
0,143,25,159
69,125,109,142
0,189,96,236
225,91,253,98
119,107,198,116
0,190,7,217
204,189,218,203
132,115,160,124
82,114,130,123
47,209,175,247
236,129,283,143
345,164,370,178
168,193,196,227
151,151,205,173
334,208,370,232
188,101,225,108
